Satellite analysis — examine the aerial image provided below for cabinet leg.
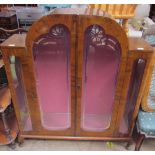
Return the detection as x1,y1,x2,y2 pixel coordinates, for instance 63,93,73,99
18,134,24,146
135,133,145,151
125,140,133,150
1,112,14,143
8,141,16,149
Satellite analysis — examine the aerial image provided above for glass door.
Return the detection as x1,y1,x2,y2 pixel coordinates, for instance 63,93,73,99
33,25,72,131
24,15,76,135
81,25,121,132
76,16,128,137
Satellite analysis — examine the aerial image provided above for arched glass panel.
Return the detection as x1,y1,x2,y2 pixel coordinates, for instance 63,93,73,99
81,25,121,132
33,24,71,130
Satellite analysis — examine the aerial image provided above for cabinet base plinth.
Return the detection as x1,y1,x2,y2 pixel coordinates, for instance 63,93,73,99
20,134,131,141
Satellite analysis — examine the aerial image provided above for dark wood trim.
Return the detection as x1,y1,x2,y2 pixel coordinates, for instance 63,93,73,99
135,133,145,151
20,133,132,141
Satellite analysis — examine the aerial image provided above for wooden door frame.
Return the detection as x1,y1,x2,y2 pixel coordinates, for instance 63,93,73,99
25,14,77,136
76,15,130,137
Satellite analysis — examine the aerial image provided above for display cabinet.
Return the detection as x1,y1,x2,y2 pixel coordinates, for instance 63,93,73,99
0,8,154,144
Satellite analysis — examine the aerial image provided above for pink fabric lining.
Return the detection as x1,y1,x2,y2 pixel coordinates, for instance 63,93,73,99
33,25,71,130
81,25,121,132
32,24,122,132
81,46,120,131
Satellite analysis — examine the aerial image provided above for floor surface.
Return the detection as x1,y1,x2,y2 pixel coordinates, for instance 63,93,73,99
0,139,155,151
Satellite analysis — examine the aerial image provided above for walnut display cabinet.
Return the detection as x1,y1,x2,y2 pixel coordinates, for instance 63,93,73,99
0,8,154,143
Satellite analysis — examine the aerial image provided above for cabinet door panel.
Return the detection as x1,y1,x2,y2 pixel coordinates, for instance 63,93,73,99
33,25,71,131
25,15,76,135
76,16,128,136
81,25,121,132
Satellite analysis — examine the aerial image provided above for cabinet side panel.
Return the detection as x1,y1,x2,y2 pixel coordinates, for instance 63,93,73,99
119,59,146,134
9,56,32,131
